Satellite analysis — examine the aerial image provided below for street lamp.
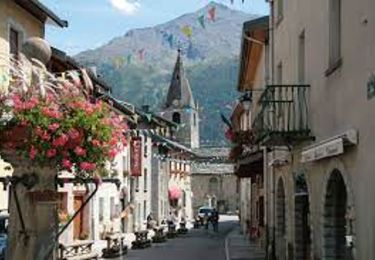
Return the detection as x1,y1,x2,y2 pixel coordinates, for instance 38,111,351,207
240,91,252,112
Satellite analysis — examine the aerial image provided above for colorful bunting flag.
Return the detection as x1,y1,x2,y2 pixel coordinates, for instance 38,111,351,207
181,25,193,39
198,15,206,29
127,54,132,65
138,48,145,61
208,6,216,21
113,56,125,69
167,34,174,48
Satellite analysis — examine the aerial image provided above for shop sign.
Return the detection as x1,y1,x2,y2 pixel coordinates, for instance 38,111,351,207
130,137,142,177
301,138,344,163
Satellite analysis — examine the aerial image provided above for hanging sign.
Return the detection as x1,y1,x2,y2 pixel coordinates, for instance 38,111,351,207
130,137,142,176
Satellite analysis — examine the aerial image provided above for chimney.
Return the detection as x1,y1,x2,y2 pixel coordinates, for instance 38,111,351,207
88,66,97,77
142,105,150,112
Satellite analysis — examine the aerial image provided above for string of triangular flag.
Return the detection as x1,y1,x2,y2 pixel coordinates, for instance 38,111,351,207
108,3,245,69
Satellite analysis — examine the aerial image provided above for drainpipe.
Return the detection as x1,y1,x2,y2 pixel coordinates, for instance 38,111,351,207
270,1,276,259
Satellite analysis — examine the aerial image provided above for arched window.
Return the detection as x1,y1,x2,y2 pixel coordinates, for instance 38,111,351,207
172,112,181,124
209,177,219,195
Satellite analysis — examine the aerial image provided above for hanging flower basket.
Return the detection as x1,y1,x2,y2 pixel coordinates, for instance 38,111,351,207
0,53,128,176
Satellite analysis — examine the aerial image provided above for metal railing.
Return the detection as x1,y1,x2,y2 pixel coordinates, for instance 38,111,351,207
252,84,311,144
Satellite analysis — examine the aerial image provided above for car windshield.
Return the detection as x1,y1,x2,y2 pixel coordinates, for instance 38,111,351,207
199,208,212,214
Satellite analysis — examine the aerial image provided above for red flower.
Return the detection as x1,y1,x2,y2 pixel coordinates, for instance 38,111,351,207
41,107,62,119
29,146,37,160
53,134,69,147
68,128,80,140
91,139,101,147
62,159,73,170
46,149,57,158
74,147,86,156
79,162,96,171
48,123,60,132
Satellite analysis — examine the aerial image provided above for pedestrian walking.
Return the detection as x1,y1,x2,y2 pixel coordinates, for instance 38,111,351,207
211,208,219,232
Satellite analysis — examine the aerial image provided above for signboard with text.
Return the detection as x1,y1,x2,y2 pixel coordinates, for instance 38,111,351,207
130,137,142,177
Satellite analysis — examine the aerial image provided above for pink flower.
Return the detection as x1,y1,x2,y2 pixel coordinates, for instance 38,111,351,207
79,162,96,171
91,139,101,147
48,123,60,132
74,147,86,156
68,129,80,140
108,148,118,159
46,149,57,158
62,159,73,170
53,134,68,147
41,107,62,119
29,146,37,160
41,132,51,141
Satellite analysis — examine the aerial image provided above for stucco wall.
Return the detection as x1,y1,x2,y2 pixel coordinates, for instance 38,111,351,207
0,0,44,54
268,0,375,258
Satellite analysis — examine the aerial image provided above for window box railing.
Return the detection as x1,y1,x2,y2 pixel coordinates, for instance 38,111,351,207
252,84,313,146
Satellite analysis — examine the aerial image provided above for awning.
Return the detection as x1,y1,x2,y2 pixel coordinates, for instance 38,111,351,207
168,186,182,200
301,129,358,163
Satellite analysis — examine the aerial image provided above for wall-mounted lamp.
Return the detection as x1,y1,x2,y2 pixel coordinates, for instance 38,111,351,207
240,92,252,112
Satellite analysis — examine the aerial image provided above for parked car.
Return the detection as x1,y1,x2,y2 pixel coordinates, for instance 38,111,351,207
0,212,8,260
196,207,214,224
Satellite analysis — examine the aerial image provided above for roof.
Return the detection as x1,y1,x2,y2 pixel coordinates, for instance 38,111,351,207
192,147,231,163
237,16,269,92
15,0,68,28
165,50,195,108
49,47,111,92
151,134,196,156
135,107,178,129
191,163,234,175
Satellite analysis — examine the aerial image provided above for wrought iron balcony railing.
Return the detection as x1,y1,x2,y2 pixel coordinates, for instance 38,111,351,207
252,84,313,146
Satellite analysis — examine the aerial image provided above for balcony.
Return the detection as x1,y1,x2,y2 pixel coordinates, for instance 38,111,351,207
252,84,314,146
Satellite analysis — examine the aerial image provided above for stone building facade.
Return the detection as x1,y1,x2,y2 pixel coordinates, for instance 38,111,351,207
191,163,238,215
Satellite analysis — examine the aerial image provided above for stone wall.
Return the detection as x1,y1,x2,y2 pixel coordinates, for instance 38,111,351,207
191,173,238,215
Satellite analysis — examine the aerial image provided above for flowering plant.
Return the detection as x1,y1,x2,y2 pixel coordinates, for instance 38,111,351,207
0,54,127,176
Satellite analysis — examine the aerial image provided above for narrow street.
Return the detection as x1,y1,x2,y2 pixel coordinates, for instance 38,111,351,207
117,216,238,260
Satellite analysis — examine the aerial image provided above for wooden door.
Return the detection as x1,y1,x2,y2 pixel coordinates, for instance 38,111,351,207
73,196,84,239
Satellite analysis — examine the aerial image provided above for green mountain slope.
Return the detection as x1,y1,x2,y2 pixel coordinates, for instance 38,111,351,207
75,2,258,145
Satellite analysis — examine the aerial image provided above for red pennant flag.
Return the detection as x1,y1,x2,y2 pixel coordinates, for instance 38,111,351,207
208,6,216,21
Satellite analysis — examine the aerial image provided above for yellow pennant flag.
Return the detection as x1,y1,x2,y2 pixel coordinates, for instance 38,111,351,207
181,25,193,38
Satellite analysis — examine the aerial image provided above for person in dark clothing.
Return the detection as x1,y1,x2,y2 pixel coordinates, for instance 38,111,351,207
211,209,219,232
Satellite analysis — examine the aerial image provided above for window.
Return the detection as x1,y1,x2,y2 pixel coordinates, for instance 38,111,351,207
298,31,306,83
328,0,341,69
144,168,148,191
136,177,139,191
172,112,181,124
9,28,20,55
277,0,284,22
110,197,115,220
130,177,135,202
277,62,283,84
99,197,104,222
143,200,147,220
144,138,148,157
193,113,197,126
209,177,219,195
122,156,127,174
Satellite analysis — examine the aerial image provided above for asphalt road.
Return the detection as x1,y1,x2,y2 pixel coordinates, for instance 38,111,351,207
116,216,238,260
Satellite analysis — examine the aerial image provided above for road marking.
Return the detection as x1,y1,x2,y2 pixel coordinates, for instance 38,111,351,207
225,233,230,260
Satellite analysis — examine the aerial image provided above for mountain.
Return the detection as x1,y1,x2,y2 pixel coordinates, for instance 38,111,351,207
75,2,258,145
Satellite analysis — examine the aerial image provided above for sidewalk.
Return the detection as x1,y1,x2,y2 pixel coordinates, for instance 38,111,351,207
225,227,265,260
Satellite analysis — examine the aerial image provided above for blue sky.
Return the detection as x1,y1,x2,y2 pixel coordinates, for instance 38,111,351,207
42,0,268,55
